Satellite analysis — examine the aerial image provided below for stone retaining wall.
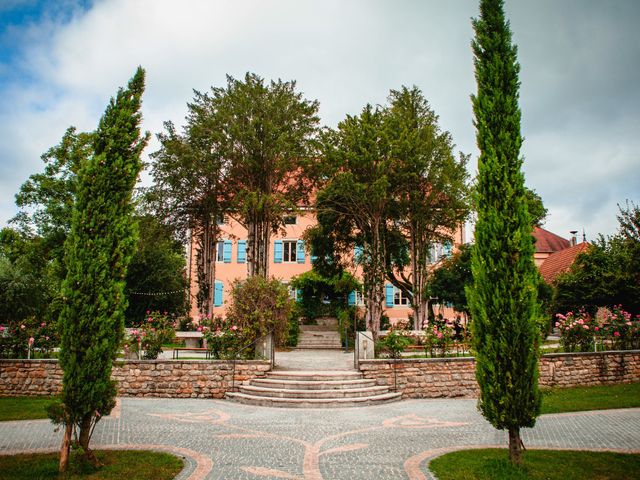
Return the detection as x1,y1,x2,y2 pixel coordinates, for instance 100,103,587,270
0,359,271,398
359,350,640,398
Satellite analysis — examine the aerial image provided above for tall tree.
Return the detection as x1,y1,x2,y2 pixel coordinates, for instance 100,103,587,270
56,67,148,471
149,88,229,314
209,73,320,277
466,0,541,464
384,86,470,329
317,105,394,337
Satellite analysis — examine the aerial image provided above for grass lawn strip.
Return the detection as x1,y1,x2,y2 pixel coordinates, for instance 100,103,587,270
0,450,183,480
0,396,55,421
429,448,640,480
541,382,640,414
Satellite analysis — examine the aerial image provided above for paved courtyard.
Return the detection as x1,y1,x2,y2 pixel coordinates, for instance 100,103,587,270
1,396,639,480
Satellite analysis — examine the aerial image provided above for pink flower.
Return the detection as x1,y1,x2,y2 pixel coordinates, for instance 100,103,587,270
583,325,589,330
163,311,168,315
45,336,50,341
20,325,26,330
554,322,560,327
626,322,632,326
28,337,34,346
594,327,600,331
197,326,202,332
436,332,443,339
614,331,620,337
231,325,238,331
0,326,5,333
146,310,150,314
40,322,46,327
147,317,153,322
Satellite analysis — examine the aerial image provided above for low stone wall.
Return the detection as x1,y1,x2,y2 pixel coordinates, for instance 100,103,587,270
359,350,640,398
0,359,271,398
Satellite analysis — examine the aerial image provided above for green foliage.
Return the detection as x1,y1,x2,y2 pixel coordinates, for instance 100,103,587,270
124,216,188,324
203,73,320,277
57,67,148,455
384,86,470,325
467,0,541,458
375,329,412,359
524,188,548,227
290,270,360,320
554,202,640,316
225,276,294,349
285,306,301,347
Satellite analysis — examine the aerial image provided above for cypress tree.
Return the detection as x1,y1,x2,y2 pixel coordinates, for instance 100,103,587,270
467,0,541,464
57,67,148,470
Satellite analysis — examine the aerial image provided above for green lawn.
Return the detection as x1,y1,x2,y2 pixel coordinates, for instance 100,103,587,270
0,450,183,480
0,396,55,421
541,382,640,414
429,449,640,480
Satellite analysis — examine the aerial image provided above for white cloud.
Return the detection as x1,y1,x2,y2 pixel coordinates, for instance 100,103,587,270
1,0,638,240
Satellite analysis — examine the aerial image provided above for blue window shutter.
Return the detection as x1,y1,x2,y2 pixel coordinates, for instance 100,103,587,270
296,289,302,302
214,281,223,307
385,284,394,307
274,240,283,263
348,291,356,306
237,240,246,263
223,240,232,263
443,240,452,257
297,240,306,264
354,245,363,262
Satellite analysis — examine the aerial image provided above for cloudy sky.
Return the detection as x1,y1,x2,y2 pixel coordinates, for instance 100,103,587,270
1,0,638,241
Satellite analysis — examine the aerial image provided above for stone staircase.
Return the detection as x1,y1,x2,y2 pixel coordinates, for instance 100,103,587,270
296,329,342,349
296,318,342,350
226,370,402,408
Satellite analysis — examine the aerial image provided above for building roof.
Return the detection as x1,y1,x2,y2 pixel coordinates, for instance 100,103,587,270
539,242,590,283
532,226,571,253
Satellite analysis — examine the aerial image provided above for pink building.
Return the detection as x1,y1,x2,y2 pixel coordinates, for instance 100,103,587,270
188,210,465,326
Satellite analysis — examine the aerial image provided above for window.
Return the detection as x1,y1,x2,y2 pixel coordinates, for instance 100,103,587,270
394,287,410,306
283,240,297,262
284,215,297,225
216,240,224,262
355,290,365,306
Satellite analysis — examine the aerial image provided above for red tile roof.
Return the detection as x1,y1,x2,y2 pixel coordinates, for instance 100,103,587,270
539,242,590,283
532,226,570,253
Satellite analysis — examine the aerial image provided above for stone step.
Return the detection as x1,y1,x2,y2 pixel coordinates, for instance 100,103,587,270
238,384,390,399
225,391,402,408
300,324,338,332
267,370,362,381
251,378,378,390
294,345,343,350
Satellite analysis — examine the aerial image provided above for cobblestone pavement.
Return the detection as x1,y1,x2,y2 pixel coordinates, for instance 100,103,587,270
1,397,639,480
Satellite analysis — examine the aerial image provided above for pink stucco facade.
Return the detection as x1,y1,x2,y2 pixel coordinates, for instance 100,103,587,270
188,210,465,324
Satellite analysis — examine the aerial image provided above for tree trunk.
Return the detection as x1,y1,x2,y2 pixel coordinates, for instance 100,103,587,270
79,413,102,467
508,426,523,464
58,421,73,473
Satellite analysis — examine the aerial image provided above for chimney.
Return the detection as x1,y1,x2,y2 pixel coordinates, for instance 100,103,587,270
569,230,578,247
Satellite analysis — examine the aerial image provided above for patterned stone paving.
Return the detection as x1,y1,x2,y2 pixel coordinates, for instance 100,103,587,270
1,397,639,479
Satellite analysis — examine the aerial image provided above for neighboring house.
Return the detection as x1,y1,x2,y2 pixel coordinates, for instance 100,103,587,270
539,242,590,284
187,210,465,324
532,226,571,267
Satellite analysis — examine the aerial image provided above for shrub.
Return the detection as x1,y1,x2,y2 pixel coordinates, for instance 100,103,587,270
203,316,247,359
423,320,455,357
555,311,598,352
225,276,293,350
125,311,175,359
0,317,58,358
376,329,412,359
